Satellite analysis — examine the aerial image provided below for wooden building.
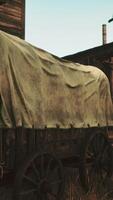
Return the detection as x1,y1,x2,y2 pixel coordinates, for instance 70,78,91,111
0,0,25,39
63,42,113,99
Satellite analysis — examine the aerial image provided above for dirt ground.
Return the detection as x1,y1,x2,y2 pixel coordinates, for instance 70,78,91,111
64,168,113,200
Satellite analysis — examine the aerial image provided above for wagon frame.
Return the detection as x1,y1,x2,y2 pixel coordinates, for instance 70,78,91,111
0,125,112,200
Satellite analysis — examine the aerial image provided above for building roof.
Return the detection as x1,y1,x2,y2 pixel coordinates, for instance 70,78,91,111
63,42,113,62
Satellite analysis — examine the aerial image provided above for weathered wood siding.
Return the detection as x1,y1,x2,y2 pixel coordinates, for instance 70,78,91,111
0,0,25,39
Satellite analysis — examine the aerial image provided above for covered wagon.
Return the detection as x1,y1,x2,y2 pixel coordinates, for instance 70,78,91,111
0,31,113,200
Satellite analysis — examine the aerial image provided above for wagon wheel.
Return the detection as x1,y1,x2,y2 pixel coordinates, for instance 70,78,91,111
79,132,113,194
101,190,113,200
13,152,65,200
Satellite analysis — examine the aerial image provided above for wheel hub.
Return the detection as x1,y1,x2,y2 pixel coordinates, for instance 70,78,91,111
39,179,51,194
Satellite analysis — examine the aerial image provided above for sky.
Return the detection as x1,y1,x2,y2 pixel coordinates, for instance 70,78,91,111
25,0,113,57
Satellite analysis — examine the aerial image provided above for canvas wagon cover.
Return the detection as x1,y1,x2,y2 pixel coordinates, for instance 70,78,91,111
0,31,113,128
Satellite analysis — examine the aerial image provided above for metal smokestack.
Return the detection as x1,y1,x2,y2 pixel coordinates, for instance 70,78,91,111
102,24,107,45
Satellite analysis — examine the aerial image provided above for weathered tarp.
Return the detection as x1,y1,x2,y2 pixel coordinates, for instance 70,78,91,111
0,30,113,128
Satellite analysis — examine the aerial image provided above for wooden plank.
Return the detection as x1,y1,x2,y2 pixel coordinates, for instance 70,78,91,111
0,13,22,26
14,127,24,170
26,128,36,155
0,0,25,39
0,128,7,167
0,128,3,164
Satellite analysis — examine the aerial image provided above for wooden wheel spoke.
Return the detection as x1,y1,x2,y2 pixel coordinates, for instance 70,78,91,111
96,139,101,153
87,166,95,177
93,136,99,153
96,167,105,181
100,167,108,177
23,175,37,186
45,195,50,200
19,188,37,196
98,169,104,180
98,136,106,152
32,161,40,180
98,146,108,162
100,146,111,165
86,167,96,189
103,166,108,173
47,165,59,178
92,135,104,155
50,179,62,186
41,154,44,177
102,145,109,156
46,195,51,200
92,136,108,162
86,149,94,159
41,193,47,199
95,167,107,182
91,141,98,156
48,191,57,198
101,163,110,175
46,158,53,177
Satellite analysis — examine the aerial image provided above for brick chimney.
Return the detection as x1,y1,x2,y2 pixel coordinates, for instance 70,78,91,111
102,24,107,45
